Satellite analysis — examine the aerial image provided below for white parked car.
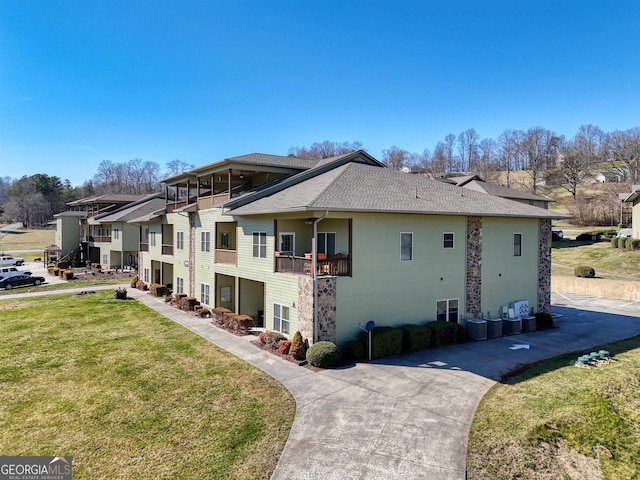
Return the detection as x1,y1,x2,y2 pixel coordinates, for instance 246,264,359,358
617,228,632,238
0,255,25,266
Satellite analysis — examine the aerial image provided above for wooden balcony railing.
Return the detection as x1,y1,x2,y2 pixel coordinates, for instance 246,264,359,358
161,244,174,255
166,200,188,213
275,255,351,277
215,249,237,265
198,193,230,210
92,236,111,243
139,243,149,252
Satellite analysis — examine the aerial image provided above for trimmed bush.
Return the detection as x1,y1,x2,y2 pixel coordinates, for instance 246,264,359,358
114,287,127,300
535,312,554,330
625,238,640,250
341,339,365,359
130,275,139,288
425,321,458,347
210,307,232,326
135,280,148,291
306,341,341,368
457,323,469,343
400,324,431,353
232,314,254,334
360,326,403,359
195,308,210,318
277,340,292,355
264,331,287,349
150,283,167,297
289,331,307,360
574,266,595,278
63,269,74,280
258,331,268,345
179,296,198,312
611,237,620,248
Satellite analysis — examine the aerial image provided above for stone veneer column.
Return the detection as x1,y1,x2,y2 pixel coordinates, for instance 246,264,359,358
297,275,337,345
538,218,552,313
466,216,482,318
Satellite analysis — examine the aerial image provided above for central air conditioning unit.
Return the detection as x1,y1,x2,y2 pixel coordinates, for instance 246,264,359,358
511,300,529,318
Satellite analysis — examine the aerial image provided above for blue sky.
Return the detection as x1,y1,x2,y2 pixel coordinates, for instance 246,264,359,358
2,0,639,186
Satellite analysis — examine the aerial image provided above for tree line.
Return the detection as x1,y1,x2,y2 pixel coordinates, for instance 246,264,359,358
1,125,638,227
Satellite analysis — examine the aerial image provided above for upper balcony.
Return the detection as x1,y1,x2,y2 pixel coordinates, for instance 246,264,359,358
275,253,351,277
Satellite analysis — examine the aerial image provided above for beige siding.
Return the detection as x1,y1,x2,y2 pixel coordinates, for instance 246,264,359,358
167,213,191,295
335,213,467,344
633,201,640,239
481,217,539,316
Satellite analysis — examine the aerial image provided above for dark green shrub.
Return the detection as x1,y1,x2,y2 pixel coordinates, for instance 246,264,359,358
574,266,595,278
341,339,365,359
400,324,431,352
289,331,307,360
611,237,619,248
535,312,554,329
456,323,469,343
625,238,640,250
306,341,341,368
114,287,127,300
359,326,403,359
425,321,458,347
196,307,210,318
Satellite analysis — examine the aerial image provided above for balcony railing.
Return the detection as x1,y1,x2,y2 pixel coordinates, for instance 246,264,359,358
92,235,111,243
161,244,174,255
166,200,188,213
215,248,237,265
139,243,149,252
275,255,351,277
198,193,230,210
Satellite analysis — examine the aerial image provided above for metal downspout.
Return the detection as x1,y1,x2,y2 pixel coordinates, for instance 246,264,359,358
312,211,329,344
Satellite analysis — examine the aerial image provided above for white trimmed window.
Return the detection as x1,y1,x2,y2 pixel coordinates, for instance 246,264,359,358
273,303,290,335
176,231,184,250
253,232,267,258
400,232,413,261
143,268,150,283
150,231,157,247
113,228,120,240
200,283,210,305
201,231,210,252
514,233,522,257
102,254,108,265
176,277,184,294
278,232,295,253
443,232,454,249
437,299,459,323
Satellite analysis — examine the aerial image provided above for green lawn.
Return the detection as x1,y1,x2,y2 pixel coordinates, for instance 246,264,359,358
552,240,640,279
467,336,640,479
0,227,54,252
0,291,295,479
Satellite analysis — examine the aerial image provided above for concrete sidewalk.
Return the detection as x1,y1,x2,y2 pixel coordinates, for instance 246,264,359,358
3,287,640,479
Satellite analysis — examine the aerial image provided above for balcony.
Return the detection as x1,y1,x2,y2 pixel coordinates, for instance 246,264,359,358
275,254,351,277
92,235,112,243
215,249,237,265
140,243,149,252
198,193,231,210
162,244,174,256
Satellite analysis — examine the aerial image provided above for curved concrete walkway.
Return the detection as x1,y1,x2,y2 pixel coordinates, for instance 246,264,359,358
3,286,640,479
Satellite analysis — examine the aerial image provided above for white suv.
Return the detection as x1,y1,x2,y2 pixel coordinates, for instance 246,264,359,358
0,255,25,266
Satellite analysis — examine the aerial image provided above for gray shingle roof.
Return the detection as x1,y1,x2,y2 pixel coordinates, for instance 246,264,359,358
227,163,566,219
462,180,552,202
93,196,166,223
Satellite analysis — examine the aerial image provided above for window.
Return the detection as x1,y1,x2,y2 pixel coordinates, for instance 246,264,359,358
513,233,522,257
201,231,210,252
150,232,157,247
176,231,184,250
273,303,290,335
437,299,459,323
220,231,229,249
143,268,150,283
443,232,454,249
113,228,120,240
102,254,108,265
400,232,413,261
253,232,267,258
278,232,295,253
200,283,209,305
317,232,336,257
176,277,184,294
200,283,210,305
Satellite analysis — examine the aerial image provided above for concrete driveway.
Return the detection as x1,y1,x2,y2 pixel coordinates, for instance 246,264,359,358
3,287,640,479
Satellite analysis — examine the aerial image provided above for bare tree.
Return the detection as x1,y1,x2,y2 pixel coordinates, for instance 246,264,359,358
288,140,364,159
93,158,161,194
457,128,480,171
382,145,410,170
605,128,640,183
497,129,524,187
3,177,51,227
431,142,447,174
443,134,458,173
556,139,589,198
166,159,195,177
478,138,499,180
521,127,561,192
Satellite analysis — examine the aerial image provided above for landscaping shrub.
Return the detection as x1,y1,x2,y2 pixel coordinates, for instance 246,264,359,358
114,287,127,300
341,339,365,359
150,283,167,297
289,331,307,360
130,275,139,288
360,326,403,359
264,331,287,349
535,312,554,330
179,296,198,312
135,280,148,291
210,307,231,326
306,341,341,368
425,321,458,347
574,266,595,278
195,308,210,318
456,323,469,343
625,238,640,250
277,340,292,355
63,269,74,280
258,331,268,345
400,324,431,352
232,314,254,334
222,311,236,328
611,237,620,248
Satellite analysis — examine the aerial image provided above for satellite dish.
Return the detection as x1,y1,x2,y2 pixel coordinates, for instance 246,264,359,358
365,321,375,332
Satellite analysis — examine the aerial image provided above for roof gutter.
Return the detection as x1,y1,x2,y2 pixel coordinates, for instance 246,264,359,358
313,210,329,344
